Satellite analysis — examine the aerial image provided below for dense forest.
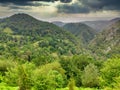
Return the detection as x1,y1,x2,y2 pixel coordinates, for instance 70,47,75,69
0,13,120,90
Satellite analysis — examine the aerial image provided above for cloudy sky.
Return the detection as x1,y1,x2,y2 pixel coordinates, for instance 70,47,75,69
0,0,120,22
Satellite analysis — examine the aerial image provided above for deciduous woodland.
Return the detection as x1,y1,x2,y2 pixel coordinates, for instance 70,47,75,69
0,14,120,90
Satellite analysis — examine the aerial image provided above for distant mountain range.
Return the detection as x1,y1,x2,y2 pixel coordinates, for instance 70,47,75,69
52,21,65,27
83,20,109,32
52,17,120,59
52,18,120,33
82,18,120,32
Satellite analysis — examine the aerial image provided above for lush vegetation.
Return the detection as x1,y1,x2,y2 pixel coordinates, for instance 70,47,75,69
0,14,120,90
63,23,96,44
89,20,120,59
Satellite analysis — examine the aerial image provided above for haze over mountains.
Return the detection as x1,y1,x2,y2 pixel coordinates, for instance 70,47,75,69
52,18,120,32
52,17,120,58
89,19,120,58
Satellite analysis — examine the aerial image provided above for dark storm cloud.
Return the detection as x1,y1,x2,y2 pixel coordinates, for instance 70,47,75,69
57,0,120,13
0,0,120,14
57,3,90,13
80,0,120,10
0,0,52,6
0,0,72,5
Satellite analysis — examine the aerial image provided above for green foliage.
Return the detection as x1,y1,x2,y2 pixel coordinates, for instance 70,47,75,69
68,78,75,90
3,27,13,34
17,65,33,90
0,14,81,62
48,70,65,88
100,57,120,87
5,62,35,89
0,60,13,75
63,23,96,44
81,63,99,87
0,72,3,83
0,13,119,90
33,74,56,90
33,62,64,90
89,20,120,59
59,55,96,87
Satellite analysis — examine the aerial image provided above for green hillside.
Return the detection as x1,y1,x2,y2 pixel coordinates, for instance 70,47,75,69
89,20,120,59
0,13,81,61
0,14,120,90
63,23,96,45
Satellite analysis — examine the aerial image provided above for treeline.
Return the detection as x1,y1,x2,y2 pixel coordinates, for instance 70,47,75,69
0,54,120,90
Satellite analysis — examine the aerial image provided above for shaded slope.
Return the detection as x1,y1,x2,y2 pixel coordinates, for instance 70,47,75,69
89,20,120,58
52,21,65,27
63,23,96,45
83,18,120,32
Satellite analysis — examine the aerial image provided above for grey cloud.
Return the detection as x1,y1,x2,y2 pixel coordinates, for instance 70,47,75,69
80,0,120,10
57,3,90,13
0,0,71,6
57,0,120,14
0,0,120,14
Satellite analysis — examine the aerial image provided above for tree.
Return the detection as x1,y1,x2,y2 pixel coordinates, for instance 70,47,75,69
17,65,33,90
5,62,35,90
100,57,120,87
59,55,95,87
33,74,56,90
48,70,64,88
81,63,99,87
68,78,75,90
33,62,65,90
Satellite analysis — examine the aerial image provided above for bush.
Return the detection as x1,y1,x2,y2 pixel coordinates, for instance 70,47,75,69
100,57,120,87
68,78,75,90
81,63,99,87
33,62,65,90
0,60,13,75
5,62,35,90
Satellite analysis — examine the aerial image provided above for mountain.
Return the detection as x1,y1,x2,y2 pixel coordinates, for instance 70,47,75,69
0,13,81,60
83,18,120,32
110,18,120,23
52,21,65,27
83,20,109,32
63,23,96,45
89,20,120,59
107,18,120,26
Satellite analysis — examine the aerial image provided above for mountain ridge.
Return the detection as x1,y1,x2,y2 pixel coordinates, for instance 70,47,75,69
89,19,120,59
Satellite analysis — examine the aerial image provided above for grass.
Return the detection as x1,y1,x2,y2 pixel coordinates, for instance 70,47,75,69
0,83,101,90
56,87,100,90
0,83,18,90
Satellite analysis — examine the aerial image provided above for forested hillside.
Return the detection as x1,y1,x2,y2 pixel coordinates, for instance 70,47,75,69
0,13,82,60
0,14,120,90
89,20,120,59
63,23,96,44
83,18,120,33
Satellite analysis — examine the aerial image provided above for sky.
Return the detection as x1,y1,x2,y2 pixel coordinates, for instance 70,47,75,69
0,0,120,22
